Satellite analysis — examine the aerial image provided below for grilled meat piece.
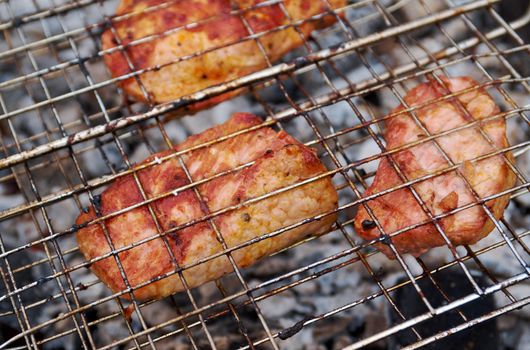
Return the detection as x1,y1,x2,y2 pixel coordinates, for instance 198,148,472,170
76,113,338,300
101,0,346,109
354,76,515,258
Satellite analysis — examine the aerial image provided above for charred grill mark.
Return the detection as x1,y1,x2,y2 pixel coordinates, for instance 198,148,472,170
168,230,182,246
171,98,193,110
361,219,377,230
278,315,313,340
165,220,193,264
91,195,103,216
380,234,392,246
11,16,24,28
294,56,310,69
36,276,53,286
71,222,88,232
199,200,210,214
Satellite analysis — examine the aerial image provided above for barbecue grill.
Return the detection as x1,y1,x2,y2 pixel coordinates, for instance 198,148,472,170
0,0,529,349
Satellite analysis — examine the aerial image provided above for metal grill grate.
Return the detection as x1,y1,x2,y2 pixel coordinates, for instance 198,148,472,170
0,0,529,349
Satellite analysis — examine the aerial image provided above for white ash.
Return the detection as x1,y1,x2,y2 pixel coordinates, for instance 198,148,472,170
259,291,309,319
181,95,258,136
77,138,127,178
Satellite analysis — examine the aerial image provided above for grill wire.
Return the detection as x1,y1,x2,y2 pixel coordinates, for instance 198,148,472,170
0,0,529,349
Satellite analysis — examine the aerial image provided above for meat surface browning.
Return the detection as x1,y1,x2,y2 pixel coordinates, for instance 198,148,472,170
354,76,516,258
76,113,338,300
101,0,346,109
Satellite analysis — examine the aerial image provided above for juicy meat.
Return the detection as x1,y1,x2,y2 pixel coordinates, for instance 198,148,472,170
76,113,338,300
101,0,346,109
354,76,515,258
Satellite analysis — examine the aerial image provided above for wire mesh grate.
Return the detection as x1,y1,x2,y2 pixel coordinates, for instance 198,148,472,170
0,0,529,349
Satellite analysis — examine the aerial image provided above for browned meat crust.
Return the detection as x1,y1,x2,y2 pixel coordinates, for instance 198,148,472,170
354,76,516,258
76,113,338,300
101,0,346,110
